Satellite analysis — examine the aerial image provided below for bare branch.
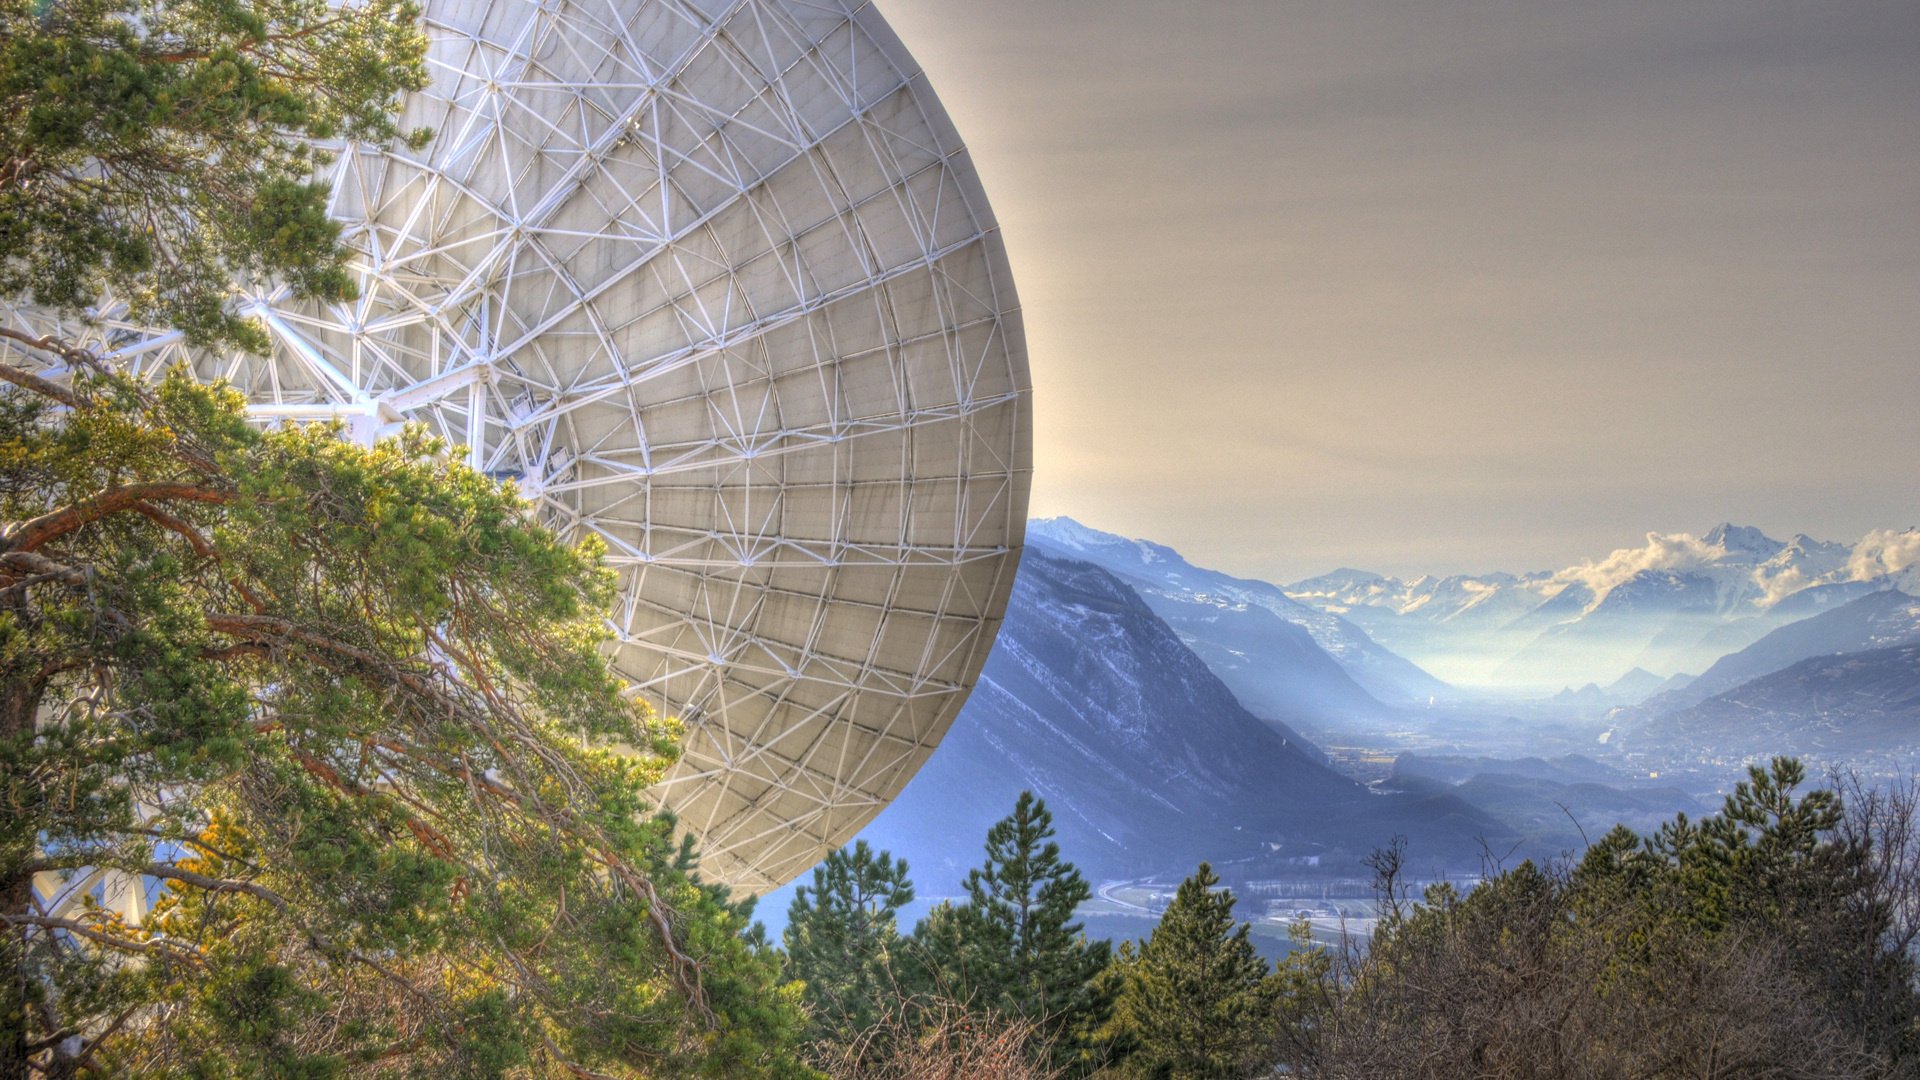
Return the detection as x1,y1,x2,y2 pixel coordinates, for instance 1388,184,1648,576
3,914,204,965
0,550,88,588
0,329,94,406
137,863,290,911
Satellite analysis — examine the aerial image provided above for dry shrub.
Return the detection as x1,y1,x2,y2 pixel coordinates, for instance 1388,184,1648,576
813,995,1064,1080
1286,856,1900,1079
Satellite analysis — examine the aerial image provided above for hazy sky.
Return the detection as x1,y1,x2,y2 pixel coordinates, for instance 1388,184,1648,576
877,0,1920,582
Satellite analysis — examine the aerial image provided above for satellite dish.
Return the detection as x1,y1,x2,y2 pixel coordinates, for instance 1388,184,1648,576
2,0,1030,893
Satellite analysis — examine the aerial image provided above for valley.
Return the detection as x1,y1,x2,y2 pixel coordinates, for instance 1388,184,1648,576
761,519,1920,951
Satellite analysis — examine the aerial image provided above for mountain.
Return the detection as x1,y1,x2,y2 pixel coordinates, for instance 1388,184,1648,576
1492,567,1766,687
1285,525,1920,689
1288,568,1564,634
1633,643,1920,760
1103,579,1394,733
1637,589,1920,713
1026,518,1447,707
1550,682,1613,716
1384,753,1706,847
1770,578,1897,618
1539,668,1680,719
1602,667,1670,703
764,548,1508,923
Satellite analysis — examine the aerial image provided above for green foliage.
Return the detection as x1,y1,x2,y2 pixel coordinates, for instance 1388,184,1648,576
0,0,429,347
0,367,808,1076
909,791,1111,1073
1642,757,1915,1058
1286,758,1920,1077
1099,863,1279,1079
783,840,915,1048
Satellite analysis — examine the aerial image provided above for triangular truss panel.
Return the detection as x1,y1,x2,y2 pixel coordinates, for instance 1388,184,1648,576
0,0,1031,893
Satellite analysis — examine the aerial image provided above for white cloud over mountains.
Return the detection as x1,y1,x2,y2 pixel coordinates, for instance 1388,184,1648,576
1850,529,1920,585
1549,526,1914,610
1553,532,1729,598
1757,566,1813,607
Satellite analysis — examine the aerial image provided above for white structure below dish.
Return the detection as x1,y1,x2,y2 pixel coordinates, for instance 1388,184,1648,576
2,0,1030,893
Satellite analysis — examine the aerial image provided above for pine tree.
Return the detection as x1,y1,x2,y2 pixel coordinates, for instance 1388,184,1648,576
783,840,914,1046
911,791,1111,1069
1,0,430,349
1646,757,1918,1057
0,365,809,1076
1102,862,1279,1079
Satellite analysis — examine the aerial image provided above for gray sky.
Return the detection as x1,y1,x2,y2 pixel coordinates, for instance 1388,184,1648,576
877,0,1920,582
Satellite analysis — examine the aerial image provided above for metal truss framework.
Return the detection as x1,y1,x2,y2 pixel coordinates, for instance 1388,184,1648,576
3,0,1031,893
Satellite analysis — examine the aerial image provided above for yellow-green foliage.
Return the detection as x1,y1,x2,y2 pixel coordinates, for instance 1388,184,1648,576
0,0,428,348
0,368,809,1076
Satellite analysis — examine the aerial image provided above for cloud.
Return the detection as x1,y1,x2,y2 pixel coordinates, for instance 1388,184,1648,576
1849,529,1920,582
1547,527,1916,608
1553,531,1725,597
1756,565,1811,606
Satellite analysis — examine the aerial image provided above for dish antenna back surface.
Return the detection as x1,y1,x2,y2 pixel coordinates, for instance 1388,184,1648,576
2,0,1030,892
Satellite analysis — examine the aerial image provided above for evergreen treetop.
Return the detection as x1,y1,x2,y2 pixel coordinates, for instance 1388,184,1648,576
0,0,429,349
1102,862,1278,1079
957,791,1108,1017
910,791,1112,1072
783,840,913,1047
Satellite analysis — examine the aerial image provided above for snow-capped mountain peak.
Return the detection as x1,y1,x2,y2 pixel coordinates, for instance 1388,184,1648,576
1702,522,1784,559
1280,523,1918,688
1549,526,1798,615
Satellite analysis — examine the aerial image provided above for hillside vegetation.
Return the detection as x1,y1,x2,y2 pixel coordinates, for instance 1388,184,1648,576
786,760,1920,1079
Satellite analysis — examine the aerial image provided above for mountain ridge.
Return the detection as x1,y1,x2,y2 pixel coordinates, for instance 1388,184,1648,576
1027,518,1447,712
1627,642,1920,761
1283,524,1920,687
1633,589,1920,714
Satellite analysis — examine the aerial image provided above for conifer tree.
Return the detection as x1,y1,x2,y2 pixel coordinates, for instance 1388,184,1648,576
1101,862,1279,1079
0,364,809,1076
783,840,914,1046
911,791,1111,1069
1644,757,1916,1056
0,3,820,1073
1,0,430,349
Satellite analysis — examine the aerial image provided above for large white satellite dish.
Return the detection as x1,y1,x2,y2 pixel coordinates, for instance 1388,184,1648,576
1,0,1030,893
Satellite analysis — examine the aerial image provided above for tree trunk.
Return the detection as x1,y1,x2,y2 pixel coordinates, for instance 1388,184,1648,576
1,672,44,1080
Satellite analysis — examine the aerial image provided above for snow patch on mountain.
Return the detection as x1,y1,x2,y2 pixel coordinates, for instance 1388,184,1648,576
1290,569,1566,625
1301,525,1897,630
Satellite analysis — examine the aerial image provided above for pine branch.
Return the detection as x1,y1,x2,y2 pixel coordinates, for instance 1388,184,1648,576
3,913,205,965
5,483,231,553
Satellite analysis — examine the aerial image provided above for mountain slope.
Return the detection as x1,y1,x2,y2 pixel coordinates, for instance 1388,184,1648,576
793,548,1505,905
1111,578,1391,731
1385,753,1707,846
1493,568,1761,687
1028,518,1447,705
1637,643,1920,758
1642,589,1920,712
